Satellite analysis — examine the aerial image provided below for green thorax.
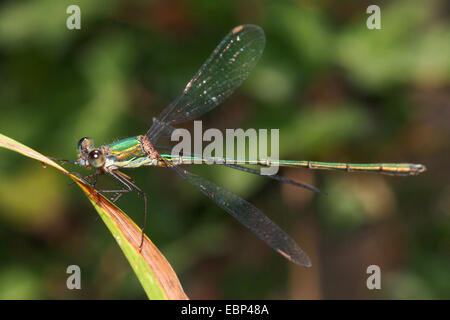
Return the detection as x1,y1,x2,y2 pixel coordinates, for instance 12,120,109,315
102,136,152,169
108,136,143,153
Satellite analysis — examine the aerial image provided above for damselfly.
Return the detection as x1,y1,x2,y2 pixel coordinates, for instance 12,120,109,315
56,25,425,267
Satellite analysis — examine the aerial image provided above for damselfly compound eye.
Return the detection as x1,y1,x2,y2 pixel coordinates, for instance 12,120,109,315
88,149,105,168
78,137,94,153
78,137,88,149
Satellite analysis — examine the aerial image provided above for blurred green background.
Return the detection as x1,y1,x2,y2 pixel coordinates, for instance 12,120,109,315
0,0,449,299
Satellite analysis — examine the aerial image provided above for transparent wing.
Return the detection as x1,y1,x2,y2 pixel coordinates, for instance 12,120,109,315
170,165,312,267
147,24,265,142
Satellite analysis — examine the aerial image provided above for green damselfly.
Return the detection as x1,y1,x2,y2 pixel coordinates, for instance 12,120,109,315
56,25,425,267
